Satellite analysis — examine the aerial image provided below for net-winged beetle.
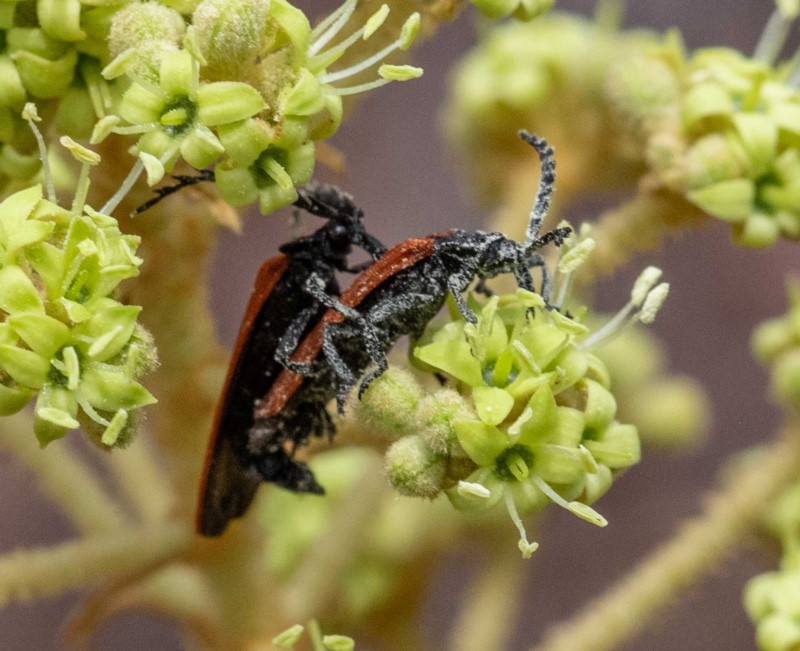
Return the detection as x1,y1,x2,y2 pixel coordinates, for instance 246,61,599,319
247,132,570,498
196,183,385,536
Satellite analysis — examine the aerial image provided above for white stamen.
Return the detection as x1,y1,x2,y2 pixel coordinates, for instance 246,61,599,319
327,77,393,96
308,0,357,57
320,34,402,84
504,488,539,559
22,104,56,203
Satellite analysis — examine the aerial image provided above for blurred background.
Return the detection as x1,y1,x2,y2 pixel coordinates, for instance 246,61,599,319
0,1,794,649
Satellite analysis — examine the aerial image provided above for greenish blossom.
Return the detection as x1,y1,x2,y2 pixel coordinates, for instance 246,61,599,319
0,178,156,448
372,228,668,556
752,279,800,412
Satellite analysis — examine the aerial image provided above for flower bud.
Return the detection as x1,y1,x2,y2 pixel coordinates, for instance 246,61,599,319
356,367,423,436
385,435,446,499
108,4,186,58
192,0,270,78
416,389,474,455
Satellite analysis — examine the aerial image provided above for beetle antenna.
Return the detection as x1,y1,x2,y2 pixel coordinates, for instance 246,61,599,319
519,131,556,251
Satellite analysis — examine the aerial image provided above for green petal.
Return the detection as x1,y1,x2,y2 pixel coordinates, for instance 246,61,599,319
197,82,266,126
584,423,640,468
582,464,613,504
550,346,589,393
414,338,483,387
285,142,315,184
732,213,780,248
26,242,65,301
472,386,514,426
180,124,225,169
0,344,49,388
515,323,569,369
0,266,44,314
269,0,311,65
687,178,754,222
33,415,70,447
308,93,342,141
516,384,557,445
533,444,584,485
0,382,33,415
159,49,195,98
582,379,618,429
215,164,259,207
11,48,77,98
118,83,164,126
37,0,86,42
0,184,42,225
217,118,273,167
550,406,586,447
681,81,733,128
281,68,325,116
733,113,777,177
445,467,504,513
770,101,800,138
74,304,141,362
6,312,70,358
258,183,298,215
79,366,157,411
453,419,507,466
0,55,26,109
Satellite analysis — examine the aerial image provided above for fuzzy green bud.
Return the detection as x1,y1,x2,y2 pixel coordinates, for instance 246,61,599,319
385,435,446,499
108,4,186,58
416,389,474,455
356,366,424,436
192,0,270,78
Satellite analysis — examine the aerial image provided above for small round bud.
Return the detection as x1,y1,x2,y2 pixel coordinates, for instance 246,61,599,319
192,0,270,79
416,389,474,455
356,367,423,437
385,435,446,499
108,4,186,58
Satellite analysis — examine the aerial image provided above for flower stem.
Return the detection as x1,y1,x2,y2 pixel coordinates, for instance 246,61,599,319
448,538,529,651
0,412,129,535
0,523,189,607
283,454,386,621
531,427,800,651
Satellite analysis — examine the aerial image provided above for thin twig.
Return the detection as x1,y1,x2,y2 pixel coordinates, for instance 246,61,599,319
532,428,800,651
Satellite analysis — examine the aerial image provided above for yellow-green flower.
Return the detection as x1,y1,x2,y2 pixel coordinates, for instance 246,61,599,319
0,183,156,448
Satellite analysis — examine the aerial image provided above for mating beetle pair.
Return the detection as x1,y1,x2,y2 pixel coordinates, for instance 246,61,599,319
198,131,569,536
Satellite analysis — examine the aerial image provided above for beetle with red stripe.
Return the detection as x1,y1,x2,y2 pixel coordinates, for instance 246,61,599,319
197,183,385,536
231,132,570,532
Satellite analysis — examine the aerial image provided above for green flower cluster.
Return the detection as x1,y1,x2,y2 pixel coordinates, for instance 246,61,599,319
0,0,422,214
444,12,658,207
0,181,156,448
0,0,133,194
358,234,669,557
606,8,800,247
100,0,421,215
744,481,800,651
752,279,800,412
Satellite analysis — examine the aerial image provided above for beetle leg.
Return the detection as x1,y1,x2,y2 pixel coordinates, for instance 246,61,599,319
275,304,319,375
447,274,478,324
